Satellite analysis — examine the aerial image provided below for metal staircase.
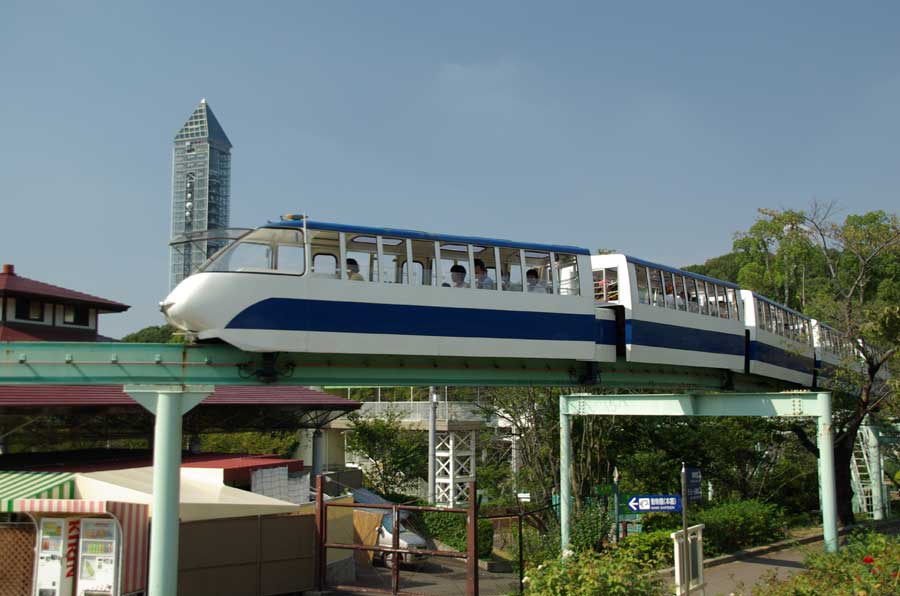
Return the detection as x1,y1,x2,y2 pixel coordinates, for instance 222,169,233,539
850,422,892,518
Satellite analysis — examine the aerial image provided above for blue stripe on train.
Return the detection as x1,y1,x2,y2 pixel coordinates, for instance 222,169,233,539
595,318,617,346
750,341,814,374
625,319,745,355
226,298,598,342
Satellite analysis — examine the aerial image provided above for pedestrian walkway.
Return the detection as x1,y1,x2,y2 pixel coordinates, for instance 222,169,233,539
703,542,810,595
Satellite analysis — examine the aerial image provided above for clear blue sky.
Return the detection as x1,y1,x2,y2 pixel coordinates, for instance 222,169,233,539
2,2,898,338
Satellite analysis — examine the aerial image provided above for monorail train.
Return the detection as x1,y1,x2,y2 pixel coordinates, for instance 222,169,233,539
161,216,869,388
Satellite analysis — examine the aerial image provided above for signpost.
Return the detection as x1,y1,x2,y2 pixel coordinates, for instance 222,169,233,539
686,467,702,503
625,494,682,513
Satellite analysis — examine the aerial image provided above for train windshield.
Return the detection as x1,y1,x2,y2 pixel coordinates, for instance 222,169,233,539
202,228,305,274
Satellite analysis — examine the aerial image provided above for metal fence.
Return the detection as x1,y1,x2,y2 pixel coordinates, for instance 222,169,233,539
316,476,480,596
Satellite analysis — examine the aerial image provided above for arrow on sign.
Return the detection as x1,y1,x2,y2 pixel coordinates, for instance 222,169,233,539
628,496,639,511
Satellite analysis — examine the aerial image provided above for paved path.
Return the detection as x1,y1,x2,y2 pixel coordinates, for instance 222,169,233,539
702,542,812,595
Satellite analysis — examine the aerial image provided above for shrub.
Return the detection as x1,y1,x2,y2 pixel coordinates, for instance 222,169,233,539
613,529,674,567
752,531,900,596
569,502,613,553
418,510,493,559
524,549,666,596
694,500,784,556
611,499,786,567
512,520,561,573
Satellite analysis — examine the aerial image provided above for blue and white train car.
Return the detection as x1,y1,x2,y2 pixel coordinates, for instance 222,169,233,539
591,255,746,371
163,218,618,363
741,291,815,386
812,319,859,386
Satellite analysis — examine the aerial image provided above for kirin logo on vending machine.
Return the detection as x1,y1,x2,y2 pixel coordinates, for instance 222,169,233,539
66,519,80,577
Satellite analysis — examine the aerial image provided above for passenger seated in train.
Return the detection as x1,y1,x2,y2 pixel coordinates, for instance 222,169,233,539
474,259,495,289
346,258,364,281
450,264,467,288
526,268,548,293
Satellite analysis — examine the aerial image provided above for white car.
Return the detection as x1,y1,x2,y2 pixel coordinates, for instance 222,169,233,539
376,517,429,568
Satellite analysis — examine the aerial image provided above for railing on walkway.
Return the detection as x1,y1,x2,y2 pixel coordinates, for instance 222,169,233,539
357,401,492,424
315,475,480,596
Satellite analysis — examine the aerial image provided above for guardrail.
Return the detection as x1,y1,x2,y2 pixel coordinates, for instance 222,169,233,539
357,401,492,424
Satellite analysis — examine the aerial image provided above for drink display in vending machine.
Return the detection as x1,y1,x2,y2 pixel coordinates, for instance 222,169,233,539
34,518,76,596
76,518,119,596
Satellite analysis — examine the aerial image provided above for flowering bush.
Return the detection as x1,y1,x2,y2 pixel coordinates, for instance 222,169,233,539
752,531,900,596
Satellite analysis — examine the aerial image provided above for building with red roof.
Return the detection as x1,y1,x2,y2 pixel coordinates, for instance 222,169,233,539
0,263,129,341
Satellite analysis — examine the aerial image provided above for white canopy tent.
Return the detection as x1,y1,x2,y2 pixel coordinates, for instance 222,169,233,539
75,467,301,521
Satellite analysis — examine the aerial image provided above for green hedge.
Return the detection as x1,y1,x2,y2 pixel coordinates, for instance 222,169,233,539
418,510,493,559
753,531,900,596
524,549,666,596
694,500,784,556
615,499,785,565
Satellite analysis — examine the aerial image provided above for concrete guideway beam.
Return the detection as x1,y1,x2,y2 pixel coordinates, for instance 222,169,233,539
126,385,213,596
559,391,839,555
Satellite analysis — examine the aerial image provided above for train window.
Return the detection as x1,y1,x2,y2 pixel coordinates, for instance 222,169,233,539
380,236,406,284
440,243,470,288
555,254,580,296
685,277,699,313
408,239,436,285
695,281,708,315
524,251,552,293
309,230,340,278
500,248,523,292
715,285,729,319
472,245,498,290
312,254,338,278
726,288,739,320
594,267,618,301
274,230,305,274
346,234,378,282
634,264,650,304
659,272,674,308
205,228,275,273
649,269,665,307
670,273,685,311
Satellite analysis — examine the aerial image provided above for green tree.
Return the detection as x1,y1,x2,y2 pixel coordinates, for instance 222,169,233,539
121,324,182,343
345,411,427,494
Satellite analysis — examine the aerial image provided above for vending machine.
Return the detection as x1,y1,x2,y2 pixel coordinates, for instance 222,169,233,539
76,518,119,596
34,517,76,596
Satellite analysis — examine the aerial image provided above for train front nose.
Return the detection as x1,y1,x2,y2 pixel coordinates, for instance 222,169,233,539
159,275,212,332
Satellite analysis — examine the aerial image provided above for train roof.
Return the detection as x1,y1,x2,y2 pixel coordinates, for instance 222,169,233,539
264,219,591,256
622,255,742,290
749,291,812,320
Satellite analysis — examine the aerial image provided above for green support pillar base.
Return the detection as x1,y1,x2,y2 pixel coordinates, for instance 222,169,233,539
127,385,212,596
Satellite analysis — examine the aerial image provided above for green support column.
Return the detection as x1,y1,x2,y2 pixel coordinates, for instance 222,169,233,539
816,392,839,553
559,395,572,553
127,385,212,596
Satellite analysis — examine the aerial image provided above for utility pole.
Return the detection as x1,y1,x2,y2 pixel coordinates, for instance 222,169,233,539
428,386,437,503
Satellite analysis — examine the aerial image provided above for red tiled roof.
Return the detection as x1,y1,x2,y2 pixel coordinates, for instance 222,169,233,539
0,450,304,477
0,324,97,342
0,384,361,409
0,269,129,311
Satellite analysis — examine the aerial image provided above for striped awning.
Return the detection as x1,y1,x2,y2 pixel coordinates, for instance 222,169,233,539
0,471,76,512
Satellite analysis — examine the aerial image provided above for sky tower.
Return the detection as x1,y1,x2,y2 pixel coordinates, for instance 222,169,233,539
169,98,233,289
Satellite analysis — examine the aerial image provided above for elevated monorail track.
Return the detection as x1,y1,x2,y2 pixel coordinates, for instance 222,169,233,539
1,341,792,390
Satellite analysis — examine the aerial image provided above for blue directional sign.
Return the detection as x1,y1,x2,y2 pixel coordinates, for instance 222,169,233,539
625,494,682,513
686,467,702,503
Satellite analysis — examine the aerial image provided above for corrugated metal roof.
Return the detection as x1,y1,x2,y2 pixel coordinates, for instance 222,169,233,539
0,269,129,311
0,470,77,512
0,384,361,408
